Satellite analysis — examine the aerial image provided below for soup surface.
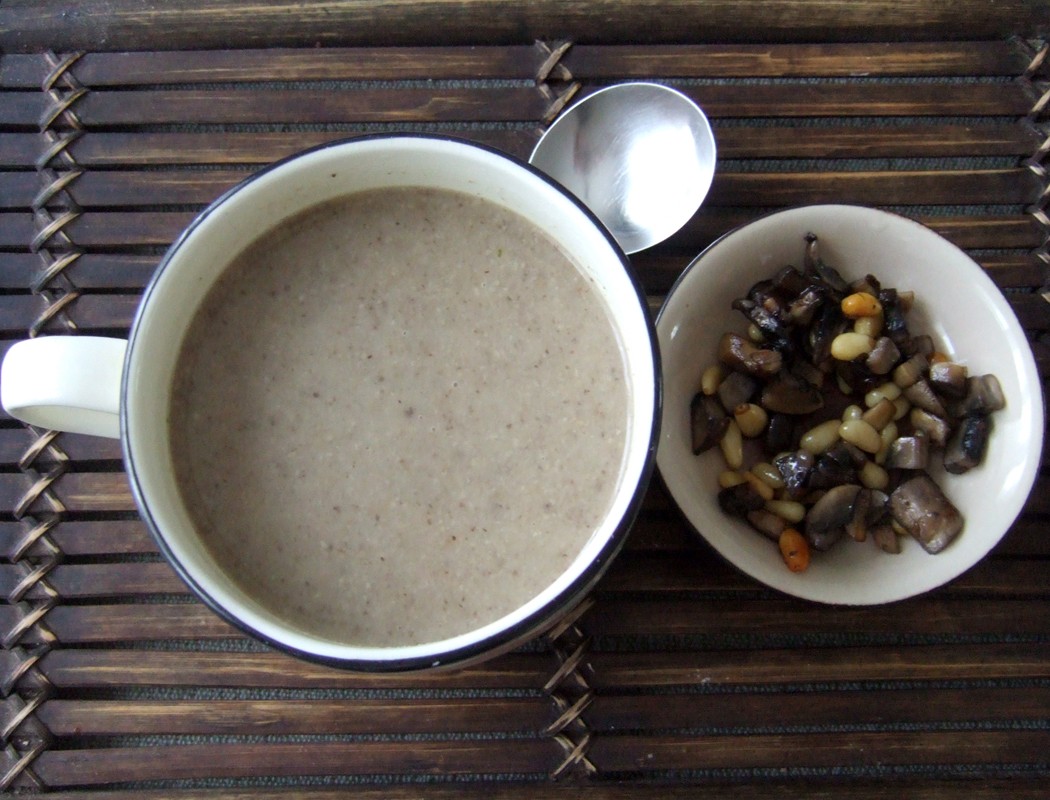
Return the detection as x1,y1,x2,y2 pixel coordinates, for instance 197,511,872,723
169,186,630,646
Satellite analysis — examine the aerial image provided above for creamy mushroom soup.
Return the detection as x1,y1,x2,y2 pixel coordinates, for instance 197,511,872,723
168,186,631,646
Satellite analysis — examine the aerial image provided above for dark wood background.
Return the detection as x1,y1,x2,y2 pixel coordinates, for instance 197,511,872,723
1,1,1048,797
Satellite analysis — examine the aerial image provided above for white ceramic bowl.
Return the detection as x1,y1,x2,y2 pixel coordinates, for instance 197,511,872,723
656,204,1044,605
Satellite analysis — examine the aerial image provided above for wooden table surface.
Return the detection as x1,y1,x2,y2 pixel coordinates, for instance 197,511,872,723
1,1,1048,797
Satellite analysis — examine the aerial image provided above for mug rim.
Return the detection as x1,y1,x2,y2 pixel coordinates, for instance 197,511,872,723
120,133,662,671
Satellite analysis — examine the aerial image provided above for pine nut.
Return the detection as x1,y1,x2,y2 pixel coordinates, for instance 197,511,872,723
744,471,775,501
701,364,724,396
830,332,875,361
875,421,898,465
841,291,882,318
719,470,746,489
800,419,842,454
765,499,806,524
859,460,889,490
733,402,769,438
842,404,864,421
853,310,884,338
865,381,901,408
751,461,785,489
720,419,744,470
839,419,882,453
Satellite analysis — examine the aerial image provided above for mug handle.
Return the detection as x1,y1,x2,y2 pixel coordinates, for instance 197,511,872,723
1,336,127,439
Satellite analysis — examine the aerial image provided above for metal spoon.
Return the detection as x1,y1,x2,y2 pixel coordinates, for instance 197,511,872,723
529,82,716,255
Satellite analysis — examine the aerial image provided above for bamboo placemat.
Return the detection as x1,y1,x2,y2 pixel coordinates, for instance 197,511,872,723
1,7,1048,798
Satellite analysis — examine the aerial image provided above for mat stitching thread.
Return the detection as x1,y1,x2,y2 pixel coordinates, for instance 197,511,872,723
542,596,598,780
0,49,86,794
535,40,581,125
1016,38,1050,296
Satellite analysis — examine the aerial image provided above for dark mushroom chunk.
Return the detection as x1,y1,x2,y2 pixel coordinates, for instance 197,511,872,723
902,378,947,418
805,483,862,551
807,302,848,368
871,523,901,554
761,372,824,415
850,273,882,297
718,332,783,379
732,297,786,344
909,408,951,448
892,353,928,389
764,412,796,455
836,356,882,395
690,393,729,455
718,482,766,518
808,451,858,490
889,474,963,554
773,449,815,499
944,414,992,474
787,284,828,327
879,288,911,344
828,440,868,469
885,433,930,470
769,264,809,298
955,374,1006,416
928,361,968,399
845,487,874,541
717,370,759,413
803,233,850,294
866,336,901,375
899,333,934,359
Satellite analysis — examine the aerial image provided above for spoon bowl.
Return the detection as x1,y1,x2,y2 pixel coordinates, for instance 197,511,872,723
529,82,716,254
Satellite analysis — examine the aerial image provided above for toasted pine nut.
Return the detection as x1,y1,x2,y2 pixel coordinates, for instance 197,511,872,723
701,364,724,396
839,419,882,453
720,419,744,470
892,395,911,421
842,404,864,422
718,470,746,489
830,332,875,361
859,460,889,490
853,310,884,338
751,461,785,489
744,471,775,501
733,402,769,438
875,421,898,465
865,381,901,408
841,291,882,318
800,419,842,454
747,323,765,343
765,499,806,524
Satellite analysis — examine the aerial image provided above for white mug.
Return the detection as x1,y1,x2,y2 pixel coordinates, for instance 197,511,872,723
1,136,660,670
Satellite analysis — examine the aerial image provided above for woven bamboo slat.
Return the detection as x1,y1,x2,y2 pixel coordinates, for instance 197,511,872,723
31,782,1050,800
2,167,1042,210
35,642,1050,691
0,4,1047,795
2,0,1047,50
0,41,1033,87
